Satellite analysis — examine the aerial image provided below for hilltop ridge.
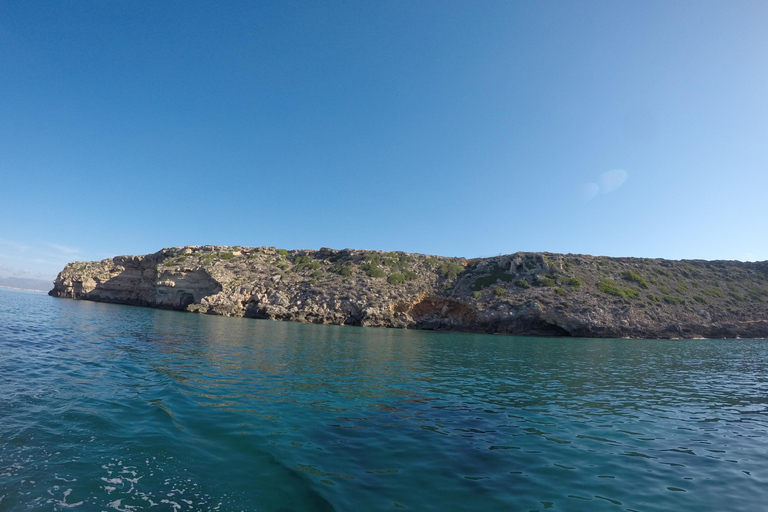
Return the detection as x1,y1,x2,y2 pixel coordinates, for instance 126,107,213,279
49,245,768,339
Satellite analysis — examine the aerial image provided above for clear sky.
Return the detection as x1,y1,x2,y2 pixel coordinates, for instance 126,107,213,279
1,1,767,281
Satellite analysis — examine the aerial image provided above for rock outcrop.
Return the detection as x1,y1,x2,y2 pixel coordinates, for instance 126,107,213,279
50,246,768,339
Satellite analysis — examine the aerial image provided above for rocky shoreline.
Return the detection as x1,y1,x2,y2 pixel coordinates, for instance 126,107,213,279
49,245,768,339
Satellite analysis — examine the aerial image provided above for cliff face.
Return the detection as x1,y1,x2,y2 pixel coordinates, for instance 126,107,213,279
50,246,768,339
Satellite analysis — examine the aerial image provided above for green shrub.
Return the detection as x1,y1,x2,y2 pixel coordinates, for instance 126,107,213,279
664,296,684,305
403,270,418,281
674,282,688,294
495,287,507,296
540,277,556,287
276,249,288,256
231,246,241,252
387,274,406,285
693,295,708,304
597,279,638,298
363,253,381,265
336,266,353,276
621,270,649,289
515,280,530,289
310,270,323,279
555,288,566,296
648,294,662,302
471,264,514,291
703,287,723,297
382,253,410,268
557,277,583,290
474,291,482,299
597,279,621,296
439,262,464,280
294,255,318,271
423,257,438,268
367,268,386,278
221,252,235,260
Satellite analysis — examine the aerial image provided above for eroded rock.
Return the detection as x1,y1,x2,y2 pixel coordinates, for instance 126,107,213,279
49,246,768,339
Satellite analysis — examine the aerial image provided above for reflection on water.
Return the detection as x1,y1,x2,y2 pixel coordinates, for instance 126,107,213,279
1,288,767,511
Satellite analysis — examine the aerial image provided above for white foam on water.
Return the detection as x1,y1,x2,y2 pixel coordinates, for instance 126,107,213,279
161,499,182,510
55,488,84,508
0,450,242,510
91,459,239,510
106,497,142,512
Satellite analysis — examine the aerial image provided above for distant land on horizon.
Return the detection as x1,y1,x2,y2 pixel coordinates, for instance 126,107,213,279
0,276,52,293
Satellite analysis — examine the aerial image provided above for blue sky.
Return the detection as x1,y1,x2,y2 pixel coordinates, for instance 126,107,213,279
1,1,767,280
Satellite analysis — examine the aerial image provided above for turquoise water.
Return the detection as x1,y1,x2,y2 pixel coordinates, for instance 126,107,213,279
1,288,767,511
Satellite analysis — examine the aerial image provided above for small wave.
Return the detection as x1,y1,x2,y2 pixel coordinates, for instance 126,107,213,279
55,489,84,508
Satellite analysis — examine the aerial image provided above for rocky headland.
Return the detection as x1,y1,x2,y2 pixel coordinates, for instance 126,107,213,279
49,246,768,339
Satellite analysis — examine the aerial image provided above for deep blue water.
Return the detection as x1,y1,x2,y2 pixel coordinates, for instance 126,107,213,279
1,287,767,511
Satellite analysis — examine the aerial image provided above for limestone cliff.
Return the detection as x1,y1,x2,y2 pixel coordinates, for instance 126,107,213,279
50,246,768,339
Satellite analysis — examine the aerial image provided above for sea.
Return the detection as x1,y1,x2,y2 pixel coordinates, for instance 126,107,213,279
1,287,767,512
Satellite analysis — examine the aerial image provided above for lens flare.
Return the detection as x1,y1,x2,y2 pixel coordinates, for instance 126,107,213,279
600,169,628,193
579,183,600,202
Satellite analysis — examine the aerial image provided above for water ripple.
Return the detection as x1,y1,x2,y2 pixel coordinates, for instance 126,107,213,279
2,289,768,511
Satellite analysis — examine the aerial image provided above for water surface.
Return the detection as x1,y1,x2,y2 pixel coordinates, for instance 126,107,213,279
1,288,767,511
